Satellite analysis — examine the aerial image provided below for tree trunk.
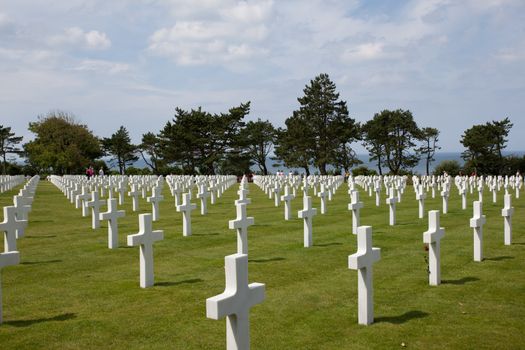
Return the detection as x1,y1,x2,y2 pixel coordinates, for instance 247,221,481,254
319,162,327,175
304,165,310,176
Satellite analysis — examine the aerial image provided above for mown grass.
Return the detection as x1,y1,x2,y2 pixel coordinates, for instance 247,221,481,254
0,180,524,349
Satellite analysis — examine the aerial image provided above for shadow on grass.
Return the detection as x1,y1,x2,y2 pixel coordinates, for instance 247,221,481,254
4,313,76,327
22,259,62,265
24,235,56,239
512,242,525,245
155,278,203,287
375,310,429,324
249,257,285,263
192,233,220,236
442,277,480,285
314,242,343,247
485,256,514,261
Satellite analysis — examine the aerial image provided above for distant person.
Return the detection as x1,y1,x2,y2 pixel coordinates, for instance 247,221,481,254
86,166,94,178
99,168,104,176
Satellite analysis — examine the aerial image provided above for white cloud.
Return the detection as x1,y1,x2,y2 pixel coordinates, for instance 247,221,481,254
72,59,130,74
147,0,273,65
49,27,111,50
341,42,386,62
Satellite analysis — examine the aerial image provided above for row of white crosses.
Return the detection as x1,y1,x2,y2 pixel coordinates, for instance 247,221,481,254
1,175,40,324
207,176,265,350
0,175,26,193
50,174,237,291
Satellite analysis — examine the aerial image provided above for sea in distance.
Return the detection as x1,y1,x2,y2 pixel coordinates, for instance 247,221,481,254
265,151,525,176
129,151,524,175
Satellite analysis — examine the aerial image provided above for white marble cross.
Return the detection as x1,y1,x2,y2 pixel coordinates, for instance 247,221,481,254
298,196,317,248
317,184,328,214
147,186,164,221
13,196,31,238
280,185,294,220
423,210,445,286
374,183,381,207
441,187,449,214
459,185,467,210
348,190,363,235
477,184,483,203
416,185,426,219
128,184,140,212
470,201,486,262
501,194,514,245
117,182,127,205
86,191,105,229
197,184,210,215
209,181,218,204
386,187,397,226
176,193,197,237
127,213,164,288
76,187,91,217
235,185,251,207
206,253,265,350
0,250,20,324
99,198,125,249
1,206,27,252
348,226,381,325
229,203,254,254
273,183,281,207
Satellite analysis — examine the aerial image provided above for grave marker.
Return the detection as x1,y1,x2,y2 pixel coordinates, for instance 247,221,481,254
99,198,125,249
423,211,445,286
229,203,254,255
470,201,486,262
206,253,265,350
177,193,197,237
501,194,514,245
348,226,380,325
0,250,20,324
348,190,363,235
127,214,164,288
298,196,317,248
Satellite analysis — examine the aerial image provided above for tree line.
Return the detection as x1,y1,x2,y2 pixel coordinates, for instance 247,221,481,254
1,74,520,176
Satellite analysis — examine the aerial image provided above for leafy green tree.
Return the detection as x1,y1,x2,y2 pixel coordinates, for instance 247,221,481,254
361,117,387,175
277,73,359,175
273,114,314,176
460,117,513,174
418,127,441,175
24,111,102,174
159,103,249,175
0,125,23,175
240,119,276,175
102,126,138,175
433,160,462,177
362,109,421,175
139,132,162,174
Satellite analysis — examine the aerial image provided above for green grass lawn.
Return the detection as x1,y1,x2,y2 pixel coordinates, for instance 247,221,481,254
0,180,524,349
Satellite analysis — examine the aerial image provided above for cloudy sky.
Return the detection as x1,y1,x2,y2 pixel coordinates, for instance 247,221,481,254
1,0,524,153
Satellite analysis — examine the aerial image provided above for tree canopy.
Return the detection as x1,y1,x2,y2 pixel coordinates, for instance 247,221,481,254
275,73,359,175
362,109,422,175
102,126,138,175
0,125,23,175
461,117,513,174
24,111,102,174
158,103,250,175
